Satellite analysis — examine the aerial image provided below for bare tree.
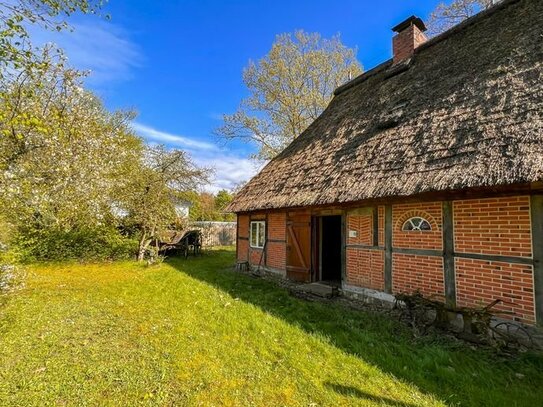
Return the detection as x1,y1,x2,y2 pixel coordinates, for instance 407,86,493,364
427,0,498,37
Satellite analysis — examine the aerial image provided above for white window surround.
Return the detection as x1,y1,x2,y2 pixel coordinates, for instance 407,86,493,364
250,221,266,248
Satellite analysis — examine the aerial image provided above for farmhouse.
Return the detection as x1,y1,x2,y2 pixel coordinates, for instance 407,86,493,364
227,0,543,325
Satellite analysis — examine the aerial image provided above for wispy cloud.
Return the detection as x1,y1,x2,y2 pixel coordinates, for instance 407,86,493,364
133,122,259,192
28,20,142,86
132,122,218,151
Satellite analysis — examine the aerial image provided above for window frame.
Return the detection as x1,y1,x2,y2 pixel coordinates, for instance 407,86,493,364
250,220,266,248
401,216,432,232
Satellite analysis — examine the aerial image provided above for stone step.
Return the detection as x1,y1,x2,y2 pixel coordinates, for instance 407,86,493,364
299,282,339,298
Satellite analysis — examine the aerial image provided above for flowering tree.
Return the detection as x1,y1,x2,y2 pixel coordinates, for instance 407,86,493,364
0,50,140,231
120,145,210,261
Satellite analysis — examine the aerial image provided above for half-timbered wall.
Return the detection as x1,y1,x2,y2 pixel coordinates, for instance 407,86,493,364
236,194,542,325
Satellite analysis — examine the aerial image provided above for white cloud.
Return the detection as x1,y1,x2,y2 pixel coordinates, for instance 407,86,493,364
194,154,263,193
28,20,142,86
132,122,218,151
132,122,260,192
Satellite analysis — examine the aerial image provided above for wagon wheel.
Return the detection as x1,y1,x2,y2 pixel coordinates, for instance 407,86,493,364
491,322,534,350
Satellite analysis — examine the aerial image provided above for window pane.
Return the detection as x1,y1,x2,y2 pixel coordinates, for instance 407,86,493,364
402,217,432,231
419,220,431,231
258,222,265,247
251,222,258,246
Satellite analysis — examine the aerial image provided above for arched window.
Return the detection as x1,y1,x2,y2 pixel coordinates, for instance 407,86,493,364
402,217,432,231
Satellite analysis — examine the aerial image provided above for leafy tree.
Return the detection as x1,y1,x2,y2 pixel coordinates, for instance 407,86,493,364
0,0,105,72
215,189,235,221
217,30,362,160
427,0,497,37
184,192,220,222
120,145,210,261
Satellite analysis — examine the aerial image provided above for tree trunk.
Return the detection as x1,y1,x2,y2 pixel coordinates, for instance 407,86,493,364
137,232,151,262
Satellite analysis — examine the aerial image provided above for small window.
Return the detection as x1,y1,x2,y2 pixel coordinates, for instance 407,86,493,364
402,217,432,231
250,221,266,248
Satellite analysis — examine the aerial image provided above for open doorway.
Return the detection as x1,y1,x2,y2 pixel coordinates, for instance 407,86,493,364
318,215,342,284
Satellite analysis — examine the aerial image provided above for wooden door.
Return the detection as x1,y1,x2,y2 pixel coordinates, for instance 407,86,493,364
286,213,312,282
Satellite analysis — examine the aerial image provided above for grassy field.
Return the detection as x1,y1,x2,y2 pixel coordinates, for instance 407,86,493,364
0,248,541,406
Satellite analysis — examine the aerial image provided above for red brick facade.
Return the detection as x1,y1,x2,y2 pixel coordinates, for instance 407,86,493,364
454,196,532,257
237,212,286,272
236,194,539,325
346,248,384,290
347,214,373,245
267,213,286,270
455,258,535,324
392,22,427,64
392,202,442,250
392,254,444,299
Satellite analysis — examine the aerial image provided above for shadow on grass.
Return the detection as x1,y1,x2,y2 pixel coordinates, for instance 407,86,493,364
325,383,419,407
168,250,543,407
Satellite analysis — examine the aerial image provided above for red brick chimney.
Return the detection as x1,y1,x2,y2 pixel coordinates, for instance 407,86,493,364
392,16,427,64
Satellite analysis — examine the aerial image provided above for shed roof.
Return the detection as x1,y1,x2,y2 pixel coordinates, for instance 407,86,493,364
227,0,543,213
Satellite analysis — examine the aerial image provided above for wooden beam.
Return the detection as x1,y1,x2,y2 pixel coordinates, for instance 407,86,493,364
454,252,533,265
443,201,456,308
395,247,443,257
384,205,393,293
530,195,543,325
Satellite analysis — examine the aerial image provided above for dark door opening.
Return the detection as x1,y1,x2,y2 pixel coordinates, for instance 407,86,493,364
319,215,342,283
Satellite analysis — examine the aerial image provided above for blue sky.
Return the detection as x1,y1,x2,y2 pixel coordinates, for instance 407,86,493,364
31,0,444,191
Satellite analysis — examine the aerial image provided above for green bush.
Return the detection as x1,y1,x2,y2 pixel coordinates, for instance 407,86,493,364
13,225,138,263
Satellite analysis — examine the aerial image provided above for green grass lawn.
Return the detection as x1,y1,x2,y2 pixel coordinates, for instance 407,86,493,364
0,248,541,406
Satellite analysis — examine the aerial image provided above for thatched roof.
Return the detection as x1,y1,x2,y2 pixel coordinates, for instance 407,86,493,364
228,0,543,213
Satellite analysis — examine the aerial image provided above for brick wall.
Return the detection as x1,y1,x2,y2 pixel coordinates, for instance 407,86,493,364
455,258,535,324
237,214,250,262
250,248,263,265
347,214,372,245
392,24,427,64
238,215,249,238
346,248,384,290
392,253,445,299
346,211,384,289
454,196,532,257
236,194,538,325
392,202,442,250
266,212,286,270
236,212,286,270
237,238,248,262
268,212,286,240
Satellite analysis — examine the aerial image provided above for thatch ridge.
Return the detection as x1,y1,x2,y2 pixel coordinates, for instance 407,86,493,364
227,0,543,213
